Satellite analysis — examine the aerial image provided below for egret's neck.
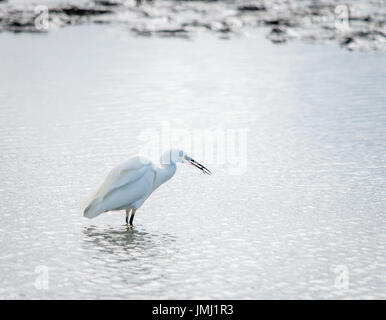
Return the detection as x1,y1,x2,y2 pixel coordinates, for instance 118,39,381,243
153,163,176,191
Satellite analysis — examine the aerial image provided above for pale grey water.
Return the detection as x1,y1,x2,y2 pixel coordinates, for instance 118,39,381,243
0,25,385,299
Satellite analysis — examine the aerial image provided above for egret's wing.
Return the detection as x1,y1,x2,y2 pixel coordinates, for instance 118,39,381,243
92,156,153,202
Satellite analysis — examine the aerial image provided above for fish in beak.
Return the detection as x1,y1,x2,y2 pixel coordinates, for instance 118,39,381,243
189,158,212,175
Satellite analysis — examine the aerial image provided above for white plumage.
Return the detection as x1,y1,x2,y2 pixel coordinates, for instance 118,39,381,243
84,149,211,225
84,156,155,218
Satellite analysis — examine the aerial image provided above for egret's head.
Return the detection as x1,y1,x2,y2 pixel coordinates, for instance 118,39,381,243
160,149,185,164
160,149,212,174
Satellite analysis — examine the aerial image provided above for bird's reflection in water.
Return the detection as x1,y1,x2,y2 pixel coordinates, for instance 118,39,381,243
83,225,175,257
81,226,176,288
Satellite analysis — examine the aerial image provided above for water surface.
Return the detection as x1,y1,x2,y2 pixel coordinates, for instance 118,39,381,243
0,26,385,299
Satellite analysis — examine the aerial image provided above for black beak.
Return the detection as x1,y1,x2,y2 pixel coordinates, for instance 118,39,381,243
190,158,212,175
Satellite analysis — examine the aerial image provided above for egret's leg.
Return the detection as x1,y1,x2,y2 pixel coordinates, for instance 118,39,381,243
125,208,131,226
129,209,136,227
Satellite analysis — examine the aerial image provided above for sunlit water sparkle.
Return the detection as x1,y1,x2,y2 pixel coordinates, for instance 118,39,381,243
0,26,385,299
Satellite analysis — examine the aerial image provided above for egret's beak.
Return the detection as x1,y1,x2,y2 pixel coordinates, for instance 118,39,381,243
189,158,212,175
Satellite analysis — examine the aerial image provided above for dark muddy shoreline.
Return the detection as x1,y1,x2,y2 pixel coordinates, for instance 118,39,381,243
0,0,385,51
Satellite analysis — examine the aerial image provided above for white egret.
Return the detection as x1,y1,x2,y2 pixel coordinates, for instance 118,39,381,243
84,149,211,226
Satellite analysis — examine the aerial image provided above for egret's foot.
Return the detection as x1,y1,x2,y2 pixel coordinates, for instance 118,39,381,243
125,209,130,226
129,209,136,226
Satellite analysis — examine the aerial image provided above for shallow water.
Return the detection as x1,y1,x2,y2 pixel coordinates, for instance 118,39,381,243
0,26,385,299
